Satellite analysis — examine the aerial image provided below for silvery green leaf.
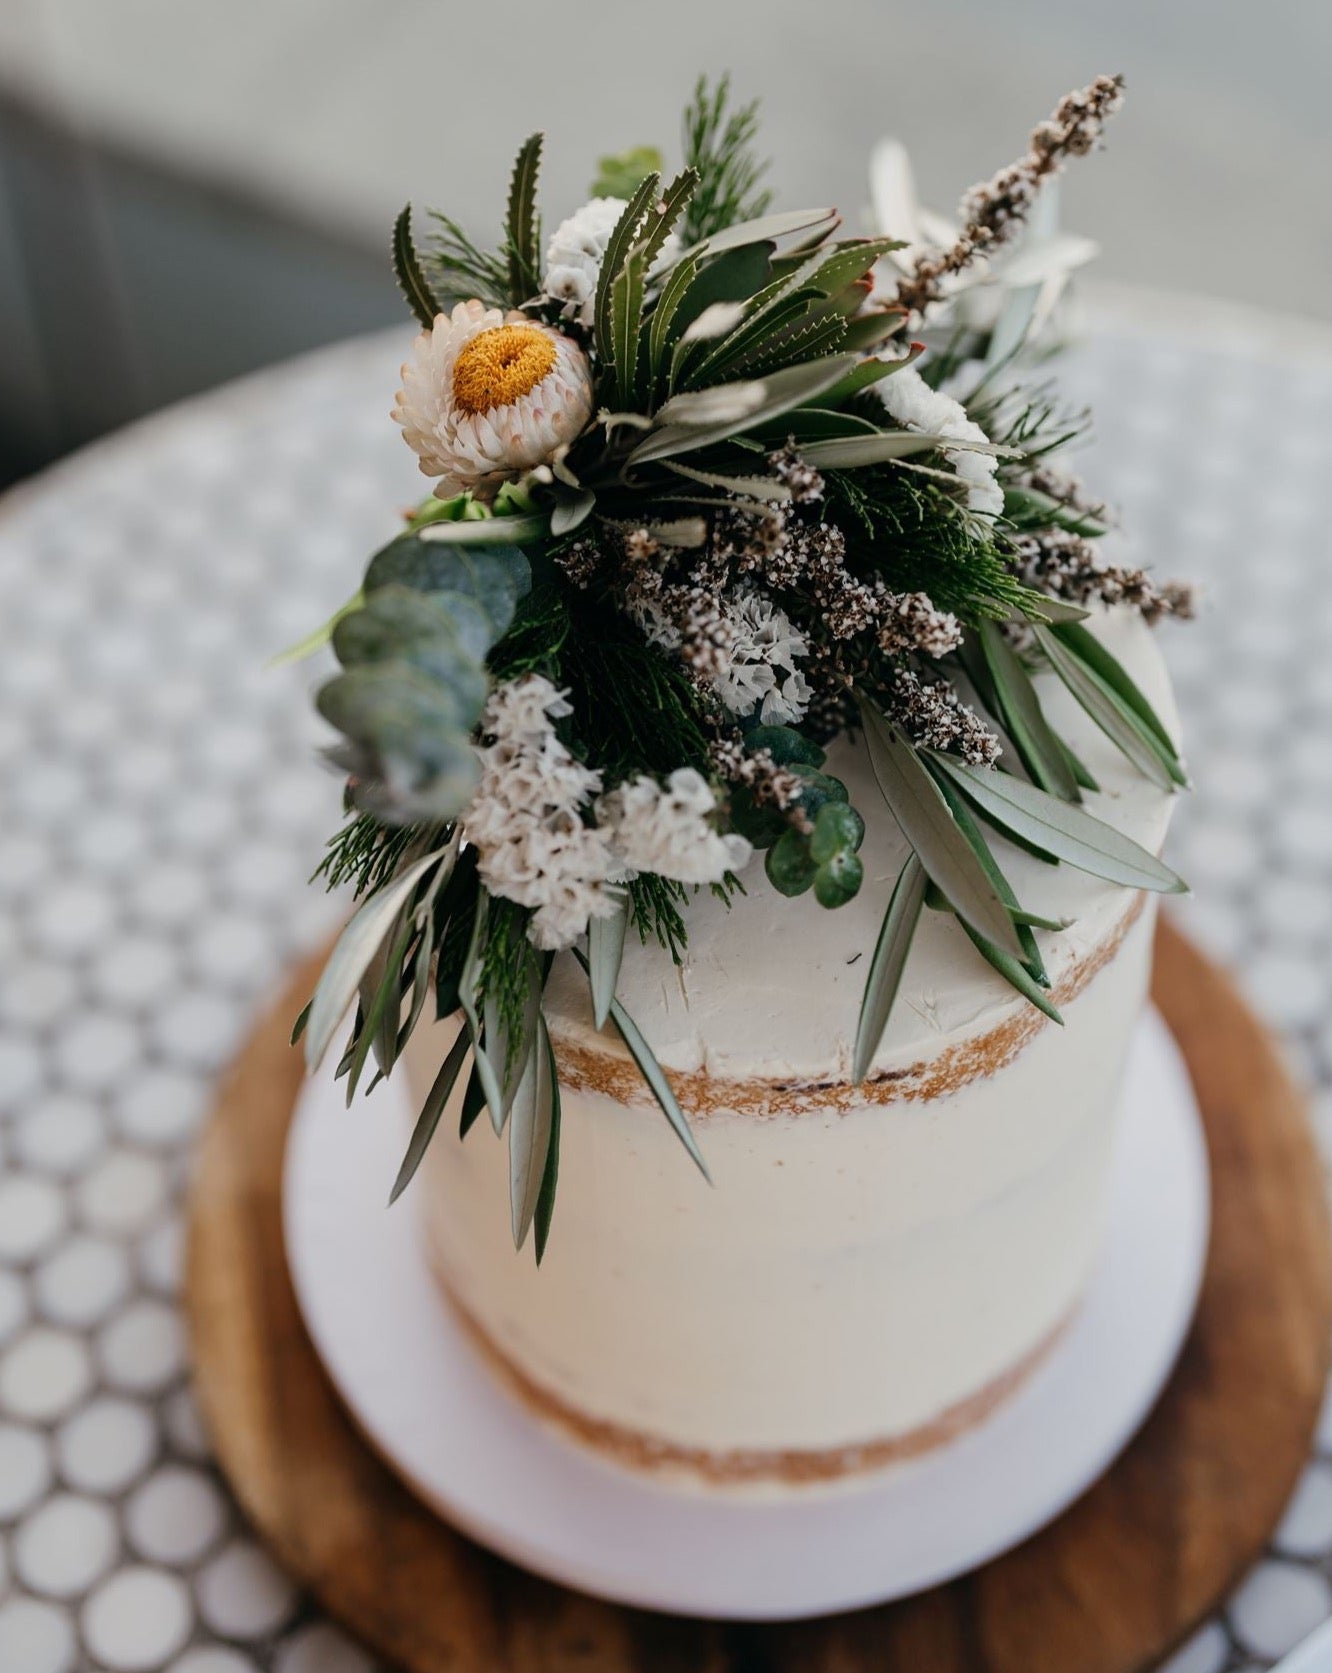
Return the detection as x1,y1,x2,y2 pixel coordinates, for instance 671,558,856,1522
978,620,1080,802
549,490,596,536
332,585,492,678
627,355,856,465
572,949,709,1182
363,538,531,639
852,853,926,1084
933,755,1188,894
533,1023,562,1264
858,699,1025,959
798,432,945,468
1015,595,1090,625
588,893,629,1029
1049,621,1184,765
482,944,544,1137
654,381,768,428
1034,626,1178,791
388,1023,470,1205
508,1013,556,1251
342,914,416,1106
457,894,505,1128
998,231,1099,289
692,207,838,256
868,139,924,250
681,300,749,342
957,917,1063,1025
305,847,451,1074
415,513,549,546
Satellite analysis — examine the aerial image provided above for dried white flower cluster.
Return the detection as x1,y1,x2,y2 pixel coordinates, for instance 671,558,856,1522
464,675,753,949
598,770,752,885
877,366,1004,518
463,676,619,951
543,197,681,328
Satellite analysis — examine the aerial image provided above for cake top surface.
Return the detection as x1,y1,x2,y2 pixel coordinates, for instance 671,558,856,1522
544,607,1178,1087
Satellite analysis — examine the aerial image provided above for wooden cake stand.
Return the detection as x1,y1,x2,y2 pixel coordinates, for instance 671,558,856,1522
186,919,1332,1673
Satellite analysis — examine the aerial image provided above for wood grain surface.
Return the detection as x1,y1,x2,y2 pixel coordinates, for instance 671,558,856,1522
186,917,1332,1673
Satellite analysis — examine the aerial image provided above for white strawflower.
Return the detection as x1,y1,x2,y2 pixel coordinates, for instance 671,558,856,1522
711,588,814,726
598,769,752,885
543,196,683,328
462,675,618,951
393,301,594,498
876,364,1004,518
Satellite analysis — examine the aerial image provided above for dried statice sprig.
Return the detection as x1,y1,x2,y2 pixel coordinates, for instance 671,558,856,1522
1013,529,1197,623
888,668,1002,765
876,589,962,657
768,441,825,504
1023,463,1114,528
895,73,1125,320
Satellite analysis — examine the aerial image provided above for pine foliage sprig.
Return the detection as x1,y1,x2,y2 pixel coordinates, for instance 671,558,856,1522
680,74,773,246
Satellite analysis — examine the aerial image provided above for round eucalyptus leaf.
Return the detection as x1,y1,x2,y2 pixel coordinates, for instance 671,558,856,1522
813,848,864,909
765,829,817,897
810,801,866,863
743,725,827,768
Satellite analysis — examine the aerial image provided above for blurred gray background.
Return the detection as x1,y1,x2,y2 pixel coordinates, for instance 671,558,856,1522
1,0,1328,487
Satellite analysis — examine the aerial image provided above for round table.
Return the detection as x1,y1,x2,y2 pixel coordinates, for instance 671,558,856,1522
0,290,1330,1673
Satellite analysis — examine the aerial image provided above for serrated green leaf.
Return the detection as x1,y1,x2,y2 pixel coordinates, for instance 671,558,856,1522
588,893,629,1029
509,1013,556,1251
593,171,660,363
852,852,927,1083
571,948,709,1182
505,133,543,303
857,699,1025,959
610,246,648,409
389,1023,470,1205
664,460,788,501
392,206,442,329
978,620,1080,801
933,754,1188,893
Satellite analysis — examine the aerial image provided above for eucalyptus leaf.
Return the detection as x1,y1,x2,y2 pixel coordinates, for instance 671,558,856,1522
852,853,927,1083
933,755,1187,893
858,700,1025,959
364,537,531,638
332,585,492,678
388,1023,470,1205
304,847,451,1074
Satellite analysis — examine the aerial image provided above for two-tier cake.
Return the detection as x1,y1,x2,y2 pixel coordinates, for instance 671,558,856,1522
406,607,1177,1486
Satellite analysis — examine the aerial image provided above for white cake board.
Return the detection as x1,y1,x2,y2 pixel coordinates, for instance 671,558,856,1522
283,1006,1209,1622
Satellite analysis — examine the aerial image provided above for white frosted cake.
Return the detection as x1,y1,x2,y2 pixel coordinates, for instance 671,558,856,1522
404,606,1179,1488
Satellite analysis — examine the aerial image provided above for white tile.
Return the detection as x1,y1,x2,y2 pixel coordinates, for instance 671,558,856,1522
1276,1461,1332,1557
0,1596,77,1673
0,1034,43,1118
162,1386,213,1463
82,1565,194,1672
196,1539,299,1640
14,1493,118,1598
137,1218,184,1298
75,1150,168,1236
53,1014,142,1094
150,991,245,1074
112,1070,206,1149
1230,1559,1332,1661
89,936,181,1011
34,1235,132,1329
125,1465,228,1567
0,1328,93,1422
97,1299,185,1395
0,1272,28,1349
275,1622,377,1673
56,1398,157,1495
12,1095,106,1178
0,1176,67,1262
0,1423,53,1520
27,881,118,958
169,1651,262,1673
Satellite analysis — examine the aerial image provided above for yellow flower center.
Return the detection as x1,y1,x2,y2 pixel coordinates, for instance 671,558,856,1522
452,325,558,416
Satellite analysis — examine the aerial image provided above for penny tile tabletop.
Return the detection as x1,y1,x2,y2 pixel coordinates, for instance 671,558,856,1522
1,291,1330,1672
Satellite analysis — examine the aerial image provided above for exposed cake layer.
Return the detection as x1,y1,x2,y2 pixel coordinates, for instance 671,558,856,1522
406,608,1180,1484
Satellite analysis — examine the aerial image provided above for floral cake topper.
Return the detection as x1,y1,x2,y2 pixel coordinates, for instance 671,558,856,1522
291,74,1192,1258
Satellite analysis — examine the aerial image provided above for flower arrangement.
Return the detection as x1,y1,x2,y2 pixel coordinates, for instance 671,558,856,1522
294,74,1191,1259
